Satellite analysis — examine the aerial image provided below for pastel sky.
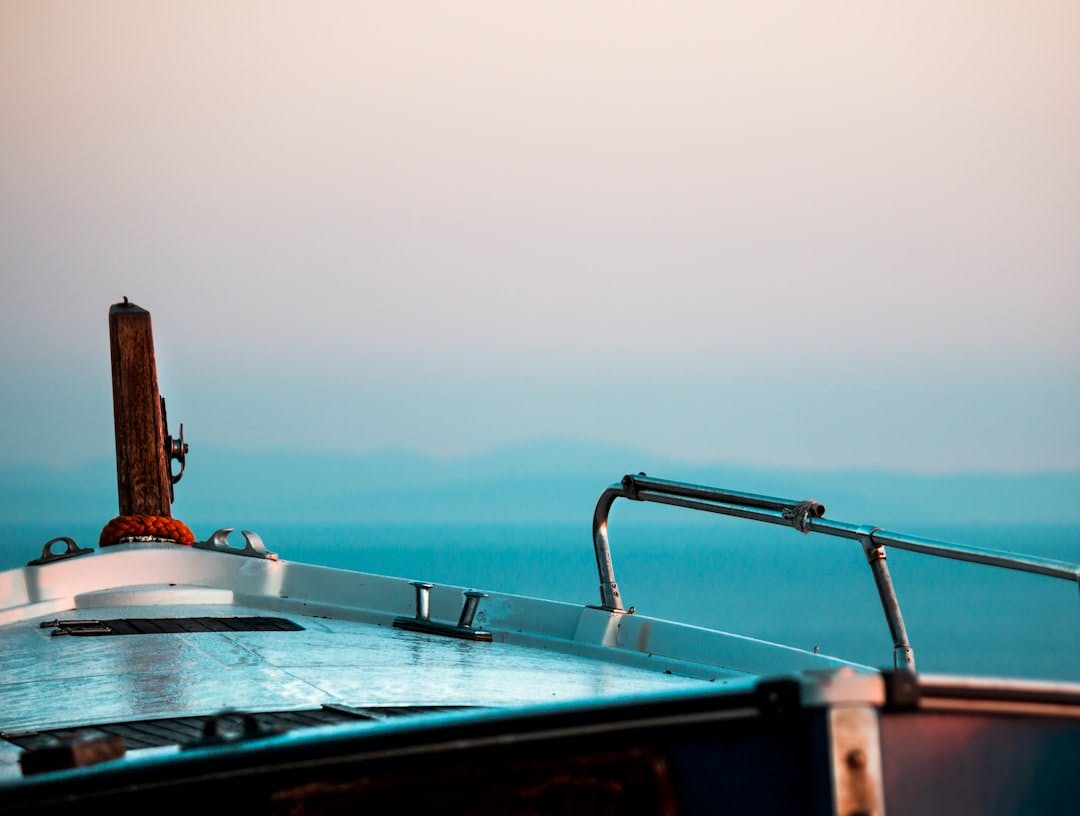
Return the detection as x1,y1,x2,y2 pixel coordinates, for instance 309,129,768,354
2,2,1078,472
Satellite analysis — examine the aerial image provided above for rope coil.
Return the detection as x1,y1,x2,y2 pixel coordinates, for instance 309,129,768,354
99,515,195,548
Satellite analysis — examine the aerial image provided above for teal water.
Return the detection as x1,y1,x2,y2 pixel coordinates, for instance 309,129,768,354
2,517,1077,682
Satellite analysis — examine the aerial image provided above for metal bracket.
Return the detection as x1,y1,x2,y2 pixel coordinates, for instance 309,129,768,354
182,711,284,751
394,584,493,642
194,528,278,561
27,537,94,567
40,619,113,637
161,396,188,500
782,499,825,533
621,473,644,500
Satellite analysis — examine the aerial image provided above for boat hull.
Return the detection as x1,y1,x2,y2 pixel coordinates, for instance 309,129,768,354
2,670,1077,815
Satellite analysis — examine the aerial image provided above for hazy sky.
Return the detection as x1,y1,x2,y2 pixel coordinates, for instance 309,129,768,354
2,2,1078,472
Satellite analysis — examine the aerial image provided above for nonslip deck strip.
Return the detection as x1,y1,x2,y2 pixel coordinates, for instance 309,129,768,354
42,617,305,636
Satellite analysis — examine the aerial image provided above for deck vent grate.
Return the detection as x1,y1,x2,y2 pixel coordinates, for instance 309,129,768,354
40,617,305,637
3,707,481,752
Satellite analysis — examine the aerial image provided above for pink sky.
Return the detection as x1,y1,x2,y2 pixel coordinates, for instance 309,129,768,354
2,2,1078,471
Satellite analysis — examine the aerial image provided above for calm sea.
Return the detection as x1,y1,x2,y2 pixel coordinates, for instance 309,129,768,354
2,518,1077,682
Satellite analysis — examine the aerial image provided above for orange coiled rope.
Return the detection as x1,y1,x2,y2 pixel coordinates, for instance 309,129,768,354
99,515,196,547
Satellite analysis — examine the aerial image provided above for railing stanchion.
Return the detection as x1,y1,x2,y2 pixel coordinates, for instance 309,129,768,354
591,473,1078,669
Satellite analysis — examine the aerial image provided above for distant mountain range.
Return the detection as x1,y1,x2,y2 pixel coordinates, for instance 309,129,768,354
2,438,1079,530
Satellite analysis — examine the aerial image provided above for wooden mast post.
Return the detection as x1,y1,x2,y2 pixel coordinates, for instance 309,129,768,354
108,298,173,517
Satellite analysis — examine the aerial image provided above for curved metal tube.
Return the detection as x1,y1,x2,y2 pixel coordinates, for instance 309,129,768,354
592,473,1080,669
592,485,626,611
591,474,829,612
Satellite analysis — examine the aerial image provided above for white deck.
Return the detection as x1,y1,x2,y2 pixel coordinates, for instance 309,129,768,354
2,602,709,734
0,539,863,780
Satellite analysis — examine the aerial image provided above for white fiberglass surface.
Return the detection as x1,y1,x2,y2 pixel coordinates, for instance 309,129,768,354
0,602,712,736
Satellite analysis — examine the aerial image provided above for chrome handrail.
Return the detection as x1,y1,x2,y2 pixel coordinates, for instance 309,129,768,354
592,473,1080,671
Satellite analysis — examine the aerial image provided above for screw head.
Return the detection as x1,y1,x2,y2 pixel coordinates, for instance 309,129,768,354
845,747,867,770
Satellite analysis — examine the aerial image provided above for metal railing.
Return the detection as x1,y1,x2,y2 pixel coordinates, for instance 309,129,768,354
592,474,1080,672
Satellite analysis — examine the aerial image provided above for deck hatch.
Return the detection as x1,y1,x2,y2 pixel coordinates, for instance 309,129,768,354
41,616,305,636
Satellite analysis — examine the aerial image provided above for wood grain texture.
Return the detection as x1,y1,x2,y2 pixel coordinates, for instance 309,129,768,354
108,300,172,517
